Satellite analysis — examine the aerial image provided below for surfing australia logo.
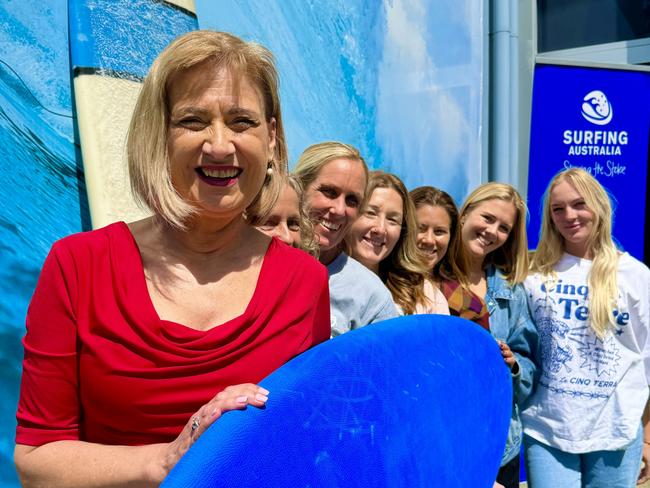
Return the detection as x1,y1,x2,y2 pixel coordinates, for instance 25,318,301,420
581,90,612,125
563,89,628,158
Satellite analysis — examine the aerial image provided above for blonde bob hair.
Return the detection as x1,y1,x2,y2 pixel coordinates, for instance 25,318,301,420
357,171,431,315
248,174,319,257
293,141,369,203
444,182,529,286
127,30,288,229
530,168,619,337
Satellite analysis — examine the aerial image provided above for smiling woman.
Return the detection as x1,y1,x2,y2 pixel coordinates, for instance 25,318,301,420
409,186,459,281
14,30,330,487
346,171,449,316
248,174,319,256
440,182,538,488
165,62,273,218
295,142,398,336
298,150,367,265
523,168,650,487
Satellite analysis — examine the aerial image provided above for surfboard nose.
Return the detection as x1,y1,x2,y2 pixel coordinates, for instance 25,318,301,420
163,314,512,488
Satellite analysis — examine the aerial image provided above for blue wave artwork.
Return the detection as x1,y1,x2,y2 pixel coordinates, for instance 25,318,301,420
196,0,485,204
0,1,86,486
0,1,484,486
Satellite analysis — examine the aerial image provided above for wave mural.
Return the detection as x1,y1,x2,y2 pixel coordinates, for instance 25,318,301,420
197,0,485,204
0,1,484,485
0,2,84,485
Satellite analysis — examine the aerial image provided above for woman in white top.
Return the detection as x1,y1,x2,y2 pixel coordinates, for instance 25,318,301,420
345,171,449,315
523,167,650,487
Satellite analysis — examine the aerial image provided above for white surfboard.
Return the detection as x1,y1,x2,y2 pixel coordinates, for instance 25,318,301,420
69,0,198,229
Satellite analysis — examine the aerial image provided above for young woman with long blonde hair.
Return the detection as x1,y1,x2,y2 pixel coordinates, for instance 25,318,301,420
440,182,538,488
522,168,650,487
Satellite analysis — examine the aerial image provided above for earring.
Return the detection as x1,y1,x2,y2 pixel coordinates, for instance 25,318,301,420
266,160,274,176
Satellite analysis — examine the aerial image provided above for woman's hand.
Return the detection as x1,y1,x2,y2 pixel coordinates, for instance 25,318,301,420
14,384,270,487
154,384,269,482
638,441,650,484
497,340,519,373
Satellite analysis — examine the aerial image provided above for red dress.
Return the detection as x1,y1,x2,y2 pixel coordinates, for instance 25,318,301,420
16,222,330,446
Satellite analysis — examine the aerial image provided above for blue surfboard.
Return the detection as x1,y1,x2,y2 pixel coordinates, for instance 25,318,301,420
163,315,512,488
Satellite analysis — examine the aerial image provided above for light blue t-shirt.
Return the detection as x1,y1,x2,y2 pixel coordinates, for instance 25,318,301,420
327,253,398,337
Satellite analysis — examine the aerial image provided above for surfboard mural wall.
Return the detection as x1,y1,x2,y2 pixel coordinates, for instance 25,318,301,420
0,1,198,485
70,0,197,228
0,2,484,485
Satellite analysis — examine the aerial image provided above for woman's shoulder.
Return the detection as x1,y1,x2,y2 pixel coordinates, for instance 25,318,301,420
329,254,392,297
617,252,650,283
486,265,517,290
486,264,508,281
423,278,445,298
510,281,529,303
267,238,327,279
422,279,450,315
618,252,649,270
328,252,361,275
51,222,128,258
523,271,544,296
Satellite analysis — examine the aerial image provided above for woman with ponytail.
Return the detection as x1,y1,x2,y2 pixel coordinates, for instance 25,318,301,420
522,168,650,487
294,143,397,337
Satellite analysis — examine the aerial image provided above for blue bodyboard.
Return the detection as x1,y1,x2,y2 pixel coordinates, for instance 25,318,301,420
163,315,512,487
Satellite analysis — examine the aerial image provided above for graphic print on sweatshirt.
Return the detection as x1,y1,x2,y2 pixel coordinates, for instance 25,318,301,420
529,279,629,400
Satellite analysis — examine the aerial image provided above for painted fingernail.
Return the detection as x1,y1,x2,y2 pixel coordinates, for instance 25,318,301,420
259,387,270,395
255,393,269,402
236,395,248,403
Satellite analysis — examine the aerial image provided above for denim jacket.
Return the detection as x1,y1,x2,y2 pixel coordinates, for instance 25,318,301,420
485,265,539,465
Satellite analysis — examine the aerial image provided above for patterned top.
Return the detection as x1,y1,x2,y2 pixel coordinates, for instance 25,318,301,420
522,252,650,453
441,278,490,330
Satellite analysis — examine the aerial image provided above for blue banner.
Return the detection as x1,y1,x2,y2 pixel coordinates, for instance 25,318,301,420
527,63,650,261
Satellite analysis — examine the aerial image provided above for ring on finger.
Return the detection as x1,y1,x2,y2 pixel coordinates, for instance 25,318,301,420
191,416,200,434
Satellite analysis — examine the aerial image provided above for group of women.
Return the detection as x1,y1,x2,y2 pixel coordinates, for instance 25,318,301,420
13,30,650,488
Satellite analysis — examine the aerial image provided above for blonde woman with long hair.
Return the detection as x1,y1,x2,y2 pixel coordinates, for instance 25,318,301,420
522,168,650,487
345,171,449,315
440,182,538,488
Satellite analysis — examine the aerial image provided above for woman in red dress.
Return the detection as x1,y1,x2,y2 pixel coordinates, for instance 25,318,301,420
14,30,330,486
